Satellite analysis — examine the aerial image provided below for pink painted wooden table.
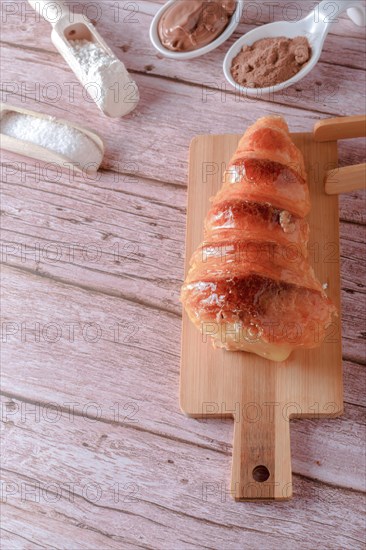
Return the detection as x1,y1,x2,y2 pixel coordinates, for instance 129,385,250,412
1,1,365,548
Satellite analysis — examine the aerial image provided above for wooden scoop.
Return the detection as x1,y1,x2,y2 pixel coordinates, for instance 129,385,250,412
0,103,104,174
27,0,139,117
180,115,365,500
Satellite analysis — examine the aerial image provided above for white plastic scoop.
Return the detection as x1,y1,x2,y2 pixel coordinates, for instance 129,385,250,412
224,0,366,96
28,0,139,117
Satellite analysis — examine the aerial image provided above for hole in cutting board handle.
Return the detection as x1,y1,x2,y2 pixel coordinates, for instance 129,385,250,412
252,465,270,482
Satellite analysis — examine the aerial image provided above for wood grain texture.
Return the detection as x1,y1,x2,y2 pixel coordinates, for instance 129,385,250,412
1,0,365,547
181,133,343,500
2,392,366,550
314,115,366,142
325,163,366,194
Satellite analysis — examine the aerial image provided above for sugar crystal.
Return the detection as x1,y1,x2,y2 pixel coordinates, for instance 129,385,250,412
1,112,103,168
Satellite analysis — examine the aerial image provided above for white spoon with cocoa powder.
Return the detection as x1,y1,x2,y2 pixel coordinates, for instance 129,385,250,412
223,0,366,96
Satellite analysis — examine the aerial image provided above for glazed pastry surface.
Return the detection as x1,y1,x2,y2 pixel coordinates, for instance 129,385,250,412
181,116,336,361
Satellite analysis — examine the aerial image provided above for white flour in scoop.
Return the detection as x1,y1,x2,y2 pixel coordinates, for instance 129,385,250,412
69,39,139,117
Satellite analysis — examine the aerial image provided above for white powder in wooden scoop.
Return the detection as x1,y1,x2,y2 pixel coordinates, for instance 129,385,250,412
1,112,103,167
69,39,139,117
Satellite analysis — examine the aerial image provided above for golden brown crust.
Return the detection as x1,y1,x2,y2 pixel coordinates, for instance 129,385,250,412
231,116,306,180
181,116,336,360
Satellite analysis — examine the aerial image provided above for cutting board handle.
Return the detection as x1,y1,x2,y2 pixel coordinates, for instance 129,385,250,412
325,164,365,195
231,399,292,500
313,115,366,194
313,115,366,142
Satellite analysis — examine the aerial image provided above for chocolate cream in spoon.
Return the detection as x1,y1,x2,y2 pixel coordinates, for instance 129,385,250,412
158,0,236,52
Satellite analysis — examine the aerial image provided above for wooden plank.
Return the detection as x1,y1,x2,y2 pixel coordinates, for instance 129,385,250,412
3,1,365,64
0,0,364,540
0,44,365,188
1,266,365,492
1,395,365,549
343,360,366,407
0,148,364,299
0,207,364,362
2,501,137,550
2,0,365,103
339,190,366,224
0,527,48,550
181,132,344,499
1,153,364,367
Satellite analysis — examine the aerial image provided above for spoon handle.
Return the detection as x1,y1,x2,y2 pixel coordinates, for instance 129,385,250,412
347,5,366,27
315,0,366,28
27,0,70,26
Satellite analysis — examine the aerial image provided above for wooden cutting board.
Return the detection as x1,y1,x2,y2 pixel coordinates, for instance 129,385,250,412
180,130,344,501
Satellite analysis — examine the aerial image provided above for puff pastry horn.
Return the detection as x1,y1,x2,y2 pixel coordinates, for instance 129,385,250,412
181,116,336,362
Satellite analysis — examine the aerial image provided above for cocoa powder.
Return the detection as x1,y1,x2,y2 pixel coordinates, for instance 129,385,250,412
231,36,311,88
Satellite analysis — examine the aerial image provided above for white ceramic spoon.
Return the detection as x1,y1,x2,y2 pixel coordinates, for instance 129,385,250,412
223,0,366,96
